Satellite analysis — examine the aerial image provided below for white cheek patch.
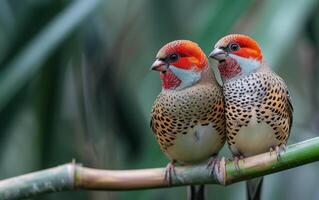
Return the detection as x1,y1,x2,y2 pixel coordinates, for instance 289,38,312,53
229,54,261,74
169,65,201,90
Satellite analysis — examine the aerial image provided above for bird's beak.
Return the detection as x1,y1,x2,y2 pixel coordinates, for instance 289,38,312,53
150,59,168,72
209,48,227,61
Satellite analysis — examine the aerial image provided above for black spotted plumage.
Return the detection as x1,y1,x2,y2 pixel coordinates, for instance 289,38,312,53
223,66,293,156
150,83,225,163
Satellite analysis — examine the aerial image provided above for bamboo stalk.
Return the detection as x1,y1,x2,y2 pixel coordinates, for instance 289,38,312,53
225,136,319,184
75,161,223,190
1,137,319,200
0,164,75,200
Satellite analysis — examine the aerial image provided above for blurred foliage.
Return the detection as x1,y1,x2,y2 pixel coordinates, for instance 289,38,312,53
0,0,319,199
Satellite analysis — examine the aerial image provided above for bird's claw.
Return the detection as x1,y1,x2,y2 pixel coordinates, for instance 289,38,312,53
233,155,244,172
206,155,221,176
164,161,176,185
270,145,286,161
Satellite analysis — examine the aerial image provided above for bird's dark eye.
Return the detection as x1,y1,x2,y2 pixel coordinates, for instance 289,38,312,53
169,53,179,62
229,43,240,52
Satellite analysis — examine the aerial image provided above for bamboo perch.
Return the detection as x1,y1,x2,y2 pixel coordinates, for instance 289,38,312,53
1,136,319,200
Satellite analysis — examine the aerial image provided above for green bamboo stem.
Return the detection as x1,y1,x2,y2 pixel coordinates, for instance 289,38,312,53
225,137,319,184
0,164,75,200
1,137,319,200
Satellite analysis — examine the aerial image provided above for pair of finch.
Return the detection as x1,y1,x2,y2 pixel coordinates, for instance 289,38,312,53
150,34,293,200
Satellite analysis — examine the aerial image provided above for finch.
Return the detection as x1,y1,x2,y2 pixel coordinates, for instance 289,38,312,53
150,40,226,200
209,34,293,200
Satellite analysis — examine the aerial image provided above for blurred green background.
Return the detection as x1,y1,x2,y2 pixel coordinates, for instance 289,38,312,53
0,0,319,199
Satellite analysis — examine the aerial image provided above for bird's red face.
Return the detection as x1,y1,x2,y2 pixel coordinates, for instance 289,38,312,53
151,40,208,90
209,34,263,80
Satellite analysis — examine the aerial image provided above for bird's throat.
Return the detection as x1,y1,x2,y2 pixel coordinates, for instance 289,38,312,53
160,70,182,90
218,58,241,80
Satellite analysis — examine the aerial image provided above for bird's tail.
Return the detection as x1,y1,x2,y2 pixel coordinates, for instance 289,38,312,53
188,185,205,200
246,177,263,200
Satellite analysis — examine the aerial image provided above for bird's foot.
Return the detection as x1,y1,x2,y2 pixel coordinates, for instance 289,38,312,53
233,155,244,172
164,160,176,185
206,155,221,176
270,145,286,161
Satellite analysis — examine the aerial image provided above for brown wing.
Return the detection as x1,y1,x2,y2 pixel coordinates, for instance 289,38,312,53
260,74,293,145
286,89,294,132
150,94,177,152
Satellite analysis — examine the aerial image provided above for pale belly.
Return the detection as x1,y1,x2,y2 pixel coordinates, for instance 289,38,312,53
230,112,279,157
165,123,223,164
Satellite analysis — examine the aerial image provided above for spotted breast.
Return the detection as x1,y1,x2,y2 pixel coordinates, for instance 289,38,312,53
224,67,293,157
151,83,225,164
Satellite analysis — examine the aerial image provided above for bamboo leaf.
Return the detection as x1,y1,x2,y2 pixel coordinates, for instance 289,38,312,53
0,0,101,111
